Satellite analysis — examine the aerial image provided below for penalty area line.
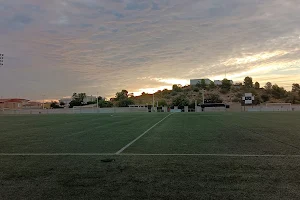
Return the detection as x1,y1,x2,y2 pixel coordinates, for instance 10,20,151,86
115,113,173,155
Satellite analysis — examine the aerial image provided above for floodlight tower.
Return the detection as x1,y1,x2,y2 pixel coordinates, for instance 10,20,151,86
96,92,99,109
152,90,155,112
0,54,3,67
202,89,205,104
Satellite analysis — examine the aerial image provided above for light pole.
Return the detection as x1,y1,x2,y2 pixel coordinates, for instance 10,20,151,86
202,89,205,104
152,92,155,112
42,95,45,109
96,92,99,109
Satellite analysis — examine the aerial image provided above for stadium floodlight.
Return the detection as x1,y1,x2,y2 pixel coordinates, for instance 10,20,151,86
0,54,3,66
97,92,99,109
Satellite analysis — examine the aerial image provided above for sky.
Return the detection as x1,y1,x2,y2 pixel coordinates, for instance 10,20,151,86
0,0,299,101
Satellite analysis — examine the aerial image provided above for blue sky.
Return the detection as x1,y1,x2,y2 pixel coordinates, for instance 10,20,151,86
0,0,299,100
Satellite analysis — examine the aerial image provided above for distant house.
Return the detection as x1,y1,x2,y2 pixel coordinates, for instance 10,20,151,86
0,98,29,110
23,101,43,109
214,80,222,86
190,79,212,86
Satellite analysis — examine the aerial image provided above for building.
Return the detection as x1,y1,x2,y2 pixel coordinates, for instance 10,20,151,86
0,98,29,110
190,79,212,86
43,102,52,109
214,80,222,86
23,101,43,109
83,95,97,104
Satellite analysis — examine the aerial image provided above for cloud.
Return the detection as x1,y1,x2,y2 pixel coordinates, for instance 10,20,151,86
125,1,150,10
80,23,93,28
0,0,299,100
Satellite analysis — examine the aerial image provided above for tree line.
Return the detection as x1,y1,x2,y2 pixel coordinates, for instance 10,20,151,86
50,77,300,108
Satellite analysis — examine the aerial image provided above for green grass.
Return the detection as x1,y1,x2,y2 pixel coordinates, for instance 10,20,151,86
1,112,300,199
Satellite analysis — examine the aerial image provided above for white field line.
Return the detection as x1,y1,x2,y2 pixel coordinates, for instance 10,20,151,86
115,113,173,154
0,153,115,156
1,153,300,157
118,153,300,157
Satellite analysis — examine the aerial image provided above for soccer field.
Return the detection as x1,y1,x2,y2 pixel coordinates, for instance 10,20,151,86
1,112,300,199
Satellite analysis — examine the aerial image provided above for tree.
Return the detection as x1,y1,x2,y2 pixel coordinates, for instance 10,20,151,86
292,83,300,93
200,79,207,89
98,99,113,108
254,82,260,89
50,101,62,109
264,82,272,90
97,96,103,101
271,84,287,99
244,76,253,88
117,98,134,107
158,99,168,107
115,90,129,101
221,78,232,92
69,100,82,108
286,92,298,104
115,90,134,107
206,93,223,103
172,95,189,109
208,81,216,90
78,93,86,102
172,84,182,92
261,94,270,102
69,92,86,108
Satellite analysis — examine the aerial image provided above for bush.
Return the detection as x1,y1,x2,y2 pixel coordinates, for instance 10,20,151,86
171,95,189,109
193,88,199,92
232,97,241,102
220,88,229,94
164,95,171,99
261,94,269,102
158,99,168,107
116,99,134,107
171,91,177,96
206,93,223,103
235,93,243,98
172,84,182,92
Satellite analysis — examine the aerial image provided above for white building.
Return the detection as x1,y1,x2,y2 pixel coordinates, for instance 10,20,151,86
214,80,222,86
83,95,97,104
190,79,212,86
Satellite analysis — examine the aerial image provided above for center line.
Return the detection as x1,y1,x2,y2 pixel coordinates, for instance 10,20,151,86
115,113,173,154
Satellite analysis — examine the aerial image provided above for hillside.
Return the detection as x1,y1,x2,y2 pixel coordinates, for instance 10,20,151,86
131,83,300,107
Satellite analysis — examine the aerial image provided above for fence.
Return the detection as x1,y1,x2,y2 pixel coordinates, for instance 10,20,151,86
0,107,148,115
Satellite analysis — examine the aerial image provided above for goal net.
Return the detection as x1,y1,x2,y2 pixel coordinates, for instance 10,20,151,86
265,103,292,111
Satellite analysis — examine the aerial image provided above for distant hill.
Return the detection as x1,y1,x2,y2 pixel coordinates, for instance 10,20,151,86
130,83,300,107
